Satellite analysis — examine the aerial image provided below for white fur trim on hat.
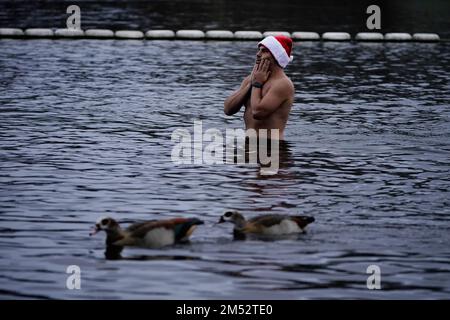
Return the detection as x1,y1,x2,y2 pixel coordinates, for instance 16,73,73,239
258,36,293,68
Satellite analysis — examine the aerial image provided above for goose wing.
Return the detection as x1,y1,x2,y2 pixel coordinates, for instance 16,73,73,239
248,214,287,227
125,220,158,233
127,218,202,239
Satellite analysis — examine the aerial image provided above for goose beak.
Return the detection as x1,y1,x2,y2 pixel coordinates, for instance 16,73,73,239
89,224,100,236
216,216,225,224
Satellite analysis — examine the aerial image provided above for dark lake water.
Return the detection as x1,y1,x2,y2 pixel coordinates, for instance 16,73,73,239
1,0,450,38
0,39,450,299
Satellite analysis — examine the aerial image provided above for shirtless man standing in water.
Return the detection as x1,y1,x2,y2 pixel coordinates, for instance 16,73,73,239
224,35,294,140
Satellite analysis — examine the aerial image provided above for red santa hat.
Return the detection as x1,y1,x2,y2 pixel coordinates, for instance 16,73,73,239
258,35,294,68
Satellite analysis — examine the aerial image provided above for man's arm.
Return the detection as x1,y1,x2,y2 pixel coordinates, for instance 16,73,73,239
251,82,290,120
250,59,292,120
223,75,252,116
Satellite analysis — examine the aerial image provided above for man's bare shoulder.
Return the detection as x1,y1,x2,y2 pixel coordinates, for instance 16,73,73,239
271,75,295,95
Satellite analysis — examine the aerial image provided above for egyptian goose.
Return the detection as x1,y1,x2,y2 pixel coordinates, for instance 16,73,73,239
218,211,314,237
90,216,204,249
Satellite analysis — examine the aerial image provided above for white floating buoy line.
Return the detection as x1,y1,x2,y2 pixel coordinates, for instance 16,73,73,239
0,28,441,42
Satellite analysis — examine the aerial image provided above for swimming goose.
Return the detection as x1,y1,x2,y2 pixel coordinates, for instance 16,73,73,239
90,216,204,249
218,211,314,237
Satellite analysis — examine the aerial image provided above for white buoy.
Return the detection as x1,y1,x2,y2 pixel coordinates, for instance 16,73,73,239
24,28,54,37
413,33,440,42
384,33,412,41
355,32,384,41
205,30,234,40
291,32,320,40
176,30,205,39
263,31,291,38
0,28,24,37
115,30,144,39
234,31,263,40
145,30,175,39
85,29,114,38
322,32,351,41
54,29,84,37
